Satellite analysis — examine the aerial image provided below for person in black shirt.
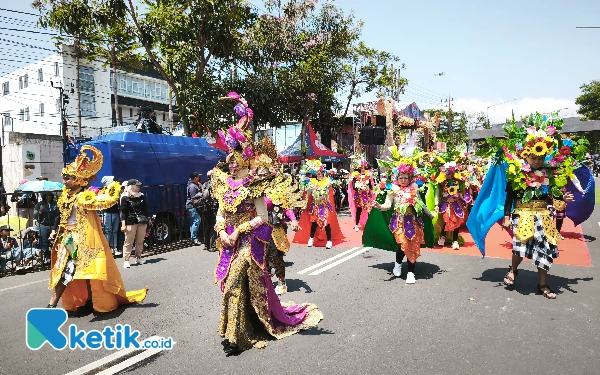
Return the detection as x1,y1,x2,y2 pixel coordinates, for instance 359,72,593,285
120,179,149,269
101,176,123,257
33,193,59,260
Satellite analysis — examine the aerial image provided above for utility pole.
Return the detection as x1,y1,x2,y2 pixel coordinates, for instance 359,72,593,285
52,81,73,167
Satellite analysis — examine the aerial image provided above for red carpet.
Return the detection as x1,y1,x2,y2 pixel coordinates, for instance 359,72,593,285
289,216,592,267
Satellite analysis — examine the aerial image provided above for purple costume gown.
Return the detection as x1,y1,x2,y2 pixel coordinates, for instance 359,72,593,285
216,197,323,350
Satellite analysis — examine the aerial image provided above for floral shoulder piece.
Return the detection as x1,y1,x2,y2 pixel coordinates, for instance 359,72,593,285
77,181,122,211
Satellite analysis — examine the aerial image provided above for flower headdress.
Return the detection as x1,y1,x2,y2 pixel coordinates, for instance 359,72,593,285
304,159,325,176
218,92,255,168
253,137,279,172
350,153,368,171
62,145,103,187
377,146,424,177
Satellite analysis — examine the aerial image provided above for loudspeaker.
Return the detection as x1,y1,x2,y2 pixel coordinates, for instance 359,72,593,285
375,115,386,127
359,127,374,144
373,127,385,145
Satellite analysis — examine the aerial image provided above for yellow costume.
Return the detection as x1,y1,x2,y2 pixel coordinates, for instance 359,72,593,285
50,145,147,312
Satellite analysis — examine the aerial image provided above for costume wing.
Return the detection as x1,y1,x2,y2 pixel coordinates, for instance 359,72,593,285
566,166,595,226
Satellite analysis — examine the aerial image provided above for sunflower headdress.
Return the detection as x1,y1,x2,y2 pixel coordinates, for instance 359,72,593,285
502,112,562,159
62,145,103,187
377,145,426,178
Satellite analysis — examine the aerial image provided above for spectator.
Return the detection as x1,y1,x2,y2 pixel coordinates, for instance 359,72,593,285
21,227,43,268
101,176,122,257
120,179,149,269
33,192,59,261
0,180,8,216
11,181,37,227
0,225,21,275
200,170,218,252
186,172,203,246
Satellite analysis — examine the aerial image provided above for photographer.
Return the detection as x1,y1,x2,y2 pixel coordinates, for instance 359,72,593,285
120,179,149,269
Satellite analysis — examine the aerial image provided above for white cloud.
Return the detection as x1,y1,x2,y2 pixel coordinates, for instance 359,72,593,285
423,97,580,125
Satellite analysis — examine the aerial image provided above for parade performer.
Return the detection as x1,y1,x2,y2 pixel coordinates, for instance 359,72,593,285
368,147,436,283
467,112,594,299
254,139,303,295
348,154,375,231
430,154,471,250
213,92,322,355
293,160,344,249
47,145,148,314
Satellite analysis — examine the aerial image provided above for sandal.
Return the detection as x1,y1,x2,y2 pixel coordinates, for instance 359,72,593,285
537,284,557,299
503,266,518,287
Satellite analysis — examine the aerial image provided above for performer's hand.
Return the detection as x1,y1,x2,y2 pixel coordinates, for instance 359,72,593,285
564,192,575,202
250,217,264,228
502,216,511,229
290,220,300,231
228,230,240,244
219,231,231,247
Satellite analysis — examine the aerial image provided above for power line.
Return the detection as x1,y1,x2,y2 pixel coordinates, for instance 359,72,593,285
0,7,39,17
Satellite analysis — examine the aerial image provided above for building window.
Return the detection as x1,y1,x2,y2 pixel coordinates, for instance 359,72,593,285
19,109,24,122
39,103,45,117
130,108,133,117
25,107,30,121
80,93,96,116
19,76,23,90
155,83,162,99
56,98,61,114
119,77,127,91
54,62,59,76
131,80,139,94
79,66,94,91
38,68,43,82
2,82,8,95
163,112,165,121
24,74,28,88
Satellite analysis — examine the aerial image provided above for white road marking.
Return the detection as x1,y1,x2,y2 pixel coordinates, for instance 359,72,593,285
0,279,46,293
95,347,165,375
308,247,372,275
297,247,361,274
65,336,162,375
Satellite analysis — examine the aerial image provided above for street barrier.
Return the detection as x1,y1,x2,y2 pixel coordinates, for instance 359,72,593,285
0,183,201,277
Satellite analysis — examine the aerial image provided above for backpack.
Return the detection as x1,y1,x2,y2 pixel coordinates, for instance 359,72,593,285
197,183,219,214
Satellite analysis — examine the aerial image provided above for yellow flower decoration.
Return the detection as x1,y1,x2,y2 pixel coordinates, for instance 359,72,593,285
454,172,462,180
447,185,458,196
531,141,548,156
79,190,96,205
435,173,447,184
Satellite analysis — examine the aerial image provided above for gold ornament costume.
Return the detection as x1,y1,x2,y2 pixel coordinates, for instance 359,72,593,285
213,92,322,352
49,146,147,312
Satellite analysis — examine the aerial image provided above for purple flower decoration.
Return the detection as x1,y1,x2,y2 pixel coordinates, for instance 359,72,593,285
243,146,254,159
234,103,247,117
227,92,240,99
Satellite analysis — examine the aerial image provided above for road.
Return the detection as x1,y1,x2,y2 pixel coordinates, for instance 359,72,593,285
1,208,599,375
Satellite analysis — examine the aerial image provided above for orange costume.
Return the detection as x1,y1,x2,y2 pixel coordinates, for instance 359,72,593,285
49,146,147,312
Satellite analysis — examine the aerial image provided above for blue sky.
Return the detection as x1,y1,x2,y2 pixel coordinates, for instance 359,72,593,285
2,0,599,122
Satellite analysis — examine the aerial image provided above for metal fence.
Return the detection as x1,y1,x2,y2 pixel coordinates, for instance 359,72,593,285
0,183,198,277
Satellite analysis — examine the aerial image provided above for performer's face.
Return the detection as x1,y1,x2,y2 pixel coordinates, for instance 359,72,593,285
316,171,324,180
398,174,410,187
62,175,77,190
526,155,545,170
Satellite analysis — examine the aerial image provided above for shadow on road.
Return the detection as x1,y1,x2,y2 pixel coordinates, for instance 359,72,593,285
141,257,166,265
285,278,313,293
369,262,444,281
284,261,294,267
583,234,596,243
474,267,594,295
89,302,159,322
299,327,334,336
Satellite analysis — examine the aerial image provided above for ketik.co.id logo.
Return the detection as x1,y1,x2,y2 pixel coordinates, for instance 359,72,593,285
26,308,174,350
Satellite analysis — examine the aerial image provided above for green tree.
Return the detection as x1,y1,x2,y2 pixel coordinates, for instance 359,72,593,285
234,0,360,150
576,80,600,120
126,0,257,136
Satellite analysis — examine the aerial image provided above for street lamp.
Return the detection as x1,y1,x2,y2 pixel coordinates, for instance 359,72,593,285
487,99,517,125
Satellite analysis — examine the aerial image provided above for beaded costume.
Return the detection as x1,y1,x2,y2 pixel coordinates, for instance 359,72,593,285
348,154,375,228
49,145,147,312
213,92,322,352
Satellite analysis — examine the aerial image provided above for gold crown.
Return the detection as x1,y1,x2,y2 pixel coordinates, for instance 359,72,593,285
62,145,103,186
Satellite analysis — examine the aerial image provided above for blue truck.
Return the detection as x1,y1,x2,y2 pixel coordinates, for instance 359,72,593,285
68,132,227,244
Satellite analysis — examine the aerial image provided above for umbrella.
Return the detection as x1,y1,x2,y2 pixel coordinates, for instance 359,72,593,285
0,215,30,233
17,180,63,193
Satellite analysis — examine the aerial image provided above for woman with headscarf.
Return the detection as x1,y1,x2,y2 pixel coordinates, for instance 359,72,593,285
120,179,149,269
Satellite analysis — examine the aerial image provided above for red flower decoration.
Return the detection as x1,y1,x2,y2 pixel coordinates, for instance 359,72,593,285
559,146,571,156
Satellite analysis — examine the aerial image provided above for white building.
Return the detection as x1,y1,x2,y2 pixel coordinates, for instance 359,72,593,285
0,45,174,138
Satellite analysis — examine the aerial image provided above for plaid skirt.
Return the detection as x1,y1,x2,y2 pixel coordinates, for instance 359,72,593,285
512,214,558,271
59,258,76,286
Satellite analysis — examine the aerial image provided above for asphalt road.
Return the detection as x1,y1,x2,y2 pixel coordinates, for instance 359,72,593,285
1,208,599,375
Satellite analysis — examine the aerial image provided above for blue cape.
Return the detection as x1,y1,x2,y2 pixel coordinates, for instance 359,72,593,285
566,166,595,226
